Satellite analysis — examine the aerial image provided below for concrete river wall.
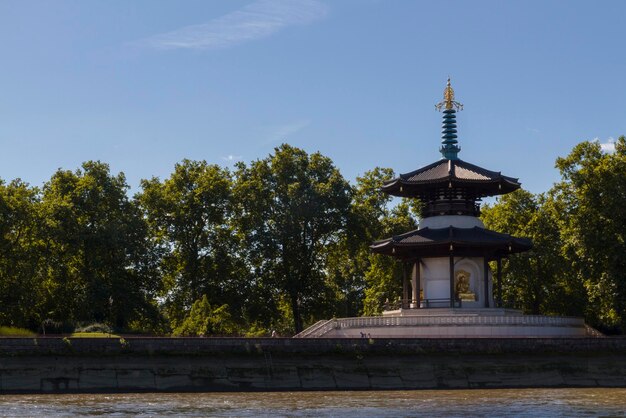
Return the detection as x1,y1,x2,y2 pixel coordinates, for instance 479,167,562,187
0,337,624,393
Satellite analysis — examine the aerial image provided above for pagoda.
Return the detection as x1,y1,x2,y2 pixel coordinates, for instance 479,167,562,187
295,79,593,338
370,78,532,311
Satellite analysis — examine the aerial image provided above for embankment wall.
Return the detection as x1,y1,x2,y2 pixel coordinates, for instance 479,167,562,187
0,337,624,393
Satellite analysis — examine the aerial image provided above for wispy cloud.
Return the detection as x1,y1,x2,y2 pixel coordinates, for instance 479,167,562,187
595,137,616,153
263,119,311,144
221,154,242,162
135,0,328,51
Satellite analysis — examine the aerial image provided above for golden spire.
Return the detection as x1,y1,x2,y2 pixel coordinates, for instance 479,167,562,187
435,77,463,112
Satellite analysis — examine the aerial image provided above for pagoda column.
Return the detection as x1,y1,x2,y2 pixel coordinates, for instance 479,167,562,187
497,257,503,307
483,257,489,308
449,250,455,308
411,259,421,309
402,262,409,309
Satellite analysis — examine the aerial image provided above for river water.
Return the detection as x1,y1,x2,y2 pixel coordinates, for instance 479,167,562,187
0,389,625,417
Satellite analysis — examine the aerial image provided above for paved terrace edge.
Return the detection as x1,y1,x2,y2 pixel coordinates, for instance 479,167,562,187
0,337,624,356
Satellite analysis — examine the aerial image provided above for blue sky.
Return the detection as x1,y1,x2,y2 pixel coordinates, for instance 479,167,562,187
1,0,624,195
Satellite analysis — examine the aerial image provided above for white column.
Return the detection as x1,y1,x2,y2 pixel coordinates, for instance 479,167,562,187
410,260,419,308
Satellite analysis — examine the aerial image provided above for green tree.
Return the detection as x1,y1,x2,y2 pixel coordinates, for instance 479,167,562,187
481,189,574,315
481,137,626,332
326,167,395,317
173,294,235,336
552,136,626,332
138,160,241,330
233,144,352,334
326,167,419,317
0,179,43,328
362,200,417,315
39,161,158,329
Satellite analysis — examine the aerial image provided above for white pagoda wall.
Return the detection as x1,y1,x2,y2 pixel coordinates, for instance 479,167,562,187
414,256,494,308
411,214,495,309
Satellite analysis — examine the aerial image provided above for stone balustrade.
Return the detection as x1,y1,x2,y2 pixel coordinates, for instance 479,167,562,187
296,314,587,338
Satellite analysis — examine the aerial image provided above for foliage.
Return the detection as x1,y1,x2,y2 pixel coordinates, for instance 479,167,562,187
243,322,271,337
482,190,575,315
0,138,624,335
326,168,395,318
482,136,626,332
138,160,242,330
552,136,626,332
38,161,160,329
173,295,236,336
232,144,352,334
0,180,44,329
0,326,36,337
362,201,417,315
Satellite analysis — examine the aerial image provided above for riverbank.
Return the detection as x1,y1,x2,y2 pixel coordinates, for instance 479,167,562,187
0,337,624,393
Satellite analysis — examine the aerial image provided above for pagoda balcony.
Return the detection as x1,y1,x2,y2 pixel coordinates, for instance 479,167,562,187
386,298,463,310
422,200,481,218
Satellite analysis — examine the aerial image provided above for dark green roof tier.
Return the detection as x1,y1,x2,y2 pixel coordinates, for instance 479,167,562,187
371,226,532,259
381,158,521,199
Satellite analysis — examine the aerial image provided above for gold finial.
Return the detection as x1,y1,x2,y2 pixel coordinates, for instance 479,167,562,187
435,77,463,112
443,78,454,108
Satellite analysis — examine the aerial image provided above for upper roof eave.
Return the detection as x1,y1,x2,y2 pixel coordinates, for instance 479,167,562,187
380,158,521,196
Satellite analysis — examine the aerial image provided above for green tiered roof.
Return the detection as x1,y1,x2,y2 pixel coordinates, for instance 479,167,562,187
381,158,520,199
371,78,533,259
381,78,521,217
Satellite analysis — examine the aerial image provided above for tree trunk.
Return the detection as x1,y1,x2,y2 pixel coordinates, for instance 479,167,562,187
290,292,303,334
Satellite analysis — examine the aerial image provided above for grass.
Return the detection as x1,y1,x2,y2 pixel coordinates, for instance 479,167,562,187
70,332,120,338
0,326,122,338
0,326,36,337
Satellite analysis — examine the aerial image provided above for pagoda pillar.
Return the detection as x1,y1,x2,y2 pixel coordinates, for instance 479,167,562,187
483,257,489,308
497,257,503,307
449,251,455,308
411,259,420,309
402,262,409,309
416,260,421,308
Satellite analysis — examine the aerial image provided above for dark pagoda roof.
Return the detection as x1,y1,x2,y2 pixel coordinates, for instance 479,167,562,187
381,158,521,198
371,226,532,259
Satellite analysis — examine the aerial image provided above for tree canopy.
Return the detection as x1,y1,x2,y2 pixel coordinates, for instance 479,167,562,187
232,144,352,333
0,138,624,335
482,136,626,333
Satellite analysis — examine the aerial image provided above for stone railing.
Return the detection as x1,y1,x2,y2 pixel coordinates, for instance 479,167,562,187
584,324,605,338
334,315,584,330
294,319,339,338
295,314,586,338
294,320,334,338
